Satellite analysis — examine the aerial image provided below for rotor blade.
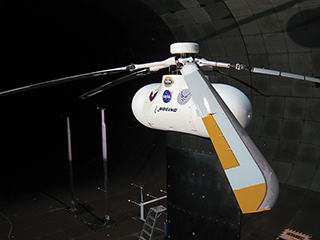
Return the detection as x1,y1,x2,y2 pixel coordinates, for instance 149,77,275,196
196,57,320,83
251,67,320,83
180,63,279,214
79,69,151,99
0,67,127,97
213,68,269,97
0,57,175,98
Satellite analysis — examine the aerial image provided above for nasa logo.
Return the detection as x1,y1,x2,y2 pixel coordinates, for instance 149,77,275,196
163,90,173,103
177,89,192,105
164,77,174,87
149,90,158,101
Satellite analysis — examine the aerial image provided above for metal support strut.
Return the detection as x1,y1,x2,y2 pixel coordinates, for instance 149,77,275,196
128,184,166,221
98,107,110,222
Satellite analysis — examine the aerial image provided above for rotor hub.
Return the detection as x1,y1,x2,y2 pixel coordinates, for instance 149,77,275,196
170,42,199,56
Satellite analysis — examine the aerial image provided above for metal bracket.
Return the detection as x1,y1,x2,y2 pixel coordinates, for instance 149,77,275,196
128,183,167,221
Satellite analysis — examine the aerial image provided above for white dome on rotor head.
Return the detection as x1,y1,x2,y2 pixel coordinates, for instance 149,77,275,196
170,42,199,55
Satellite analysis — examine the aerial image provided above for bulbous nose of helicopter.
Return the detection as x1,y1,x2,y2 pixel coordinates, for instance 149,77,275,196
131,83,160,128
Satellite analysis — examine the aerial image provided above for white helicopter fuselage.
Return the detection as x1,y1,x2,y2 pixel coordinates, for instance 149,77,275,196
132,74,253,138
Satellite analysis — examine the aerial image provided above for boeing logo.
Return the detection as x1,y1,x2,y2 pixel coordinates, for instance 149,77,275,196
154,106,178,113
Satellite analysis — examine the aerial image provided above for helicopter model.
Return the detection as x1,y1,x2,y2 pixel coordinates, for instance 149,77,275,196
1,42,319,215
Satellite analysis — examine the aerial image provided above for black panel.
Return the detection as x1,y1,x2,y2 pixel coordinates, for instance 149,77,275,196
166,132,241,239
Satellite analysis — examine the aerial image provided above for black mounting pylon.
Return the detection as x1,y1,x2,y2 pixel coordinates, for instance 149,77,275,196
166,132,241,239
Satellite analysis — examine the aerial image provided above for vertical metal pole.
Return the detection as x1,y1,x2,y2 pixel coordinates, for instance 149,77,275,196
62,116,76,212
141,205,144,221
140,186,144,220
67,117,76,211
99,108,110,221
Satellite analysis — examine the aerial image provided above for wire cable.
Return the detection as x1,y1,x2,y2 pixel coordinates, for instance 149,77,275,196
0,211,13,239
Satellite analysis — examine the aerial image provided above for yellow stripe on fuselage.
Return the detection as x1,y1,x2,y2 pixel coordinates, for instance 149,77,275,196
202,114,240,170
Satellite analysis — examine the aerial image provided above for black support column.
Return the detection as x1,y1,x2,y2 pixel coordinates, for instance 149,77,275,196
166,132,241,239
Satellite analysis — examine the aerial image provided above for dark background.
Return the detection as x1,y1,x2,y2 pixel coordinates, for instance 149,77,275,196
2,0,175,192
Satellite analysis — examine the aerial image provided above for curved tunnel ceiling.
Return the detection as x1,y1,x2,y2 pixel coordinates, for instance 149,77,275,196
139,0,320,238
